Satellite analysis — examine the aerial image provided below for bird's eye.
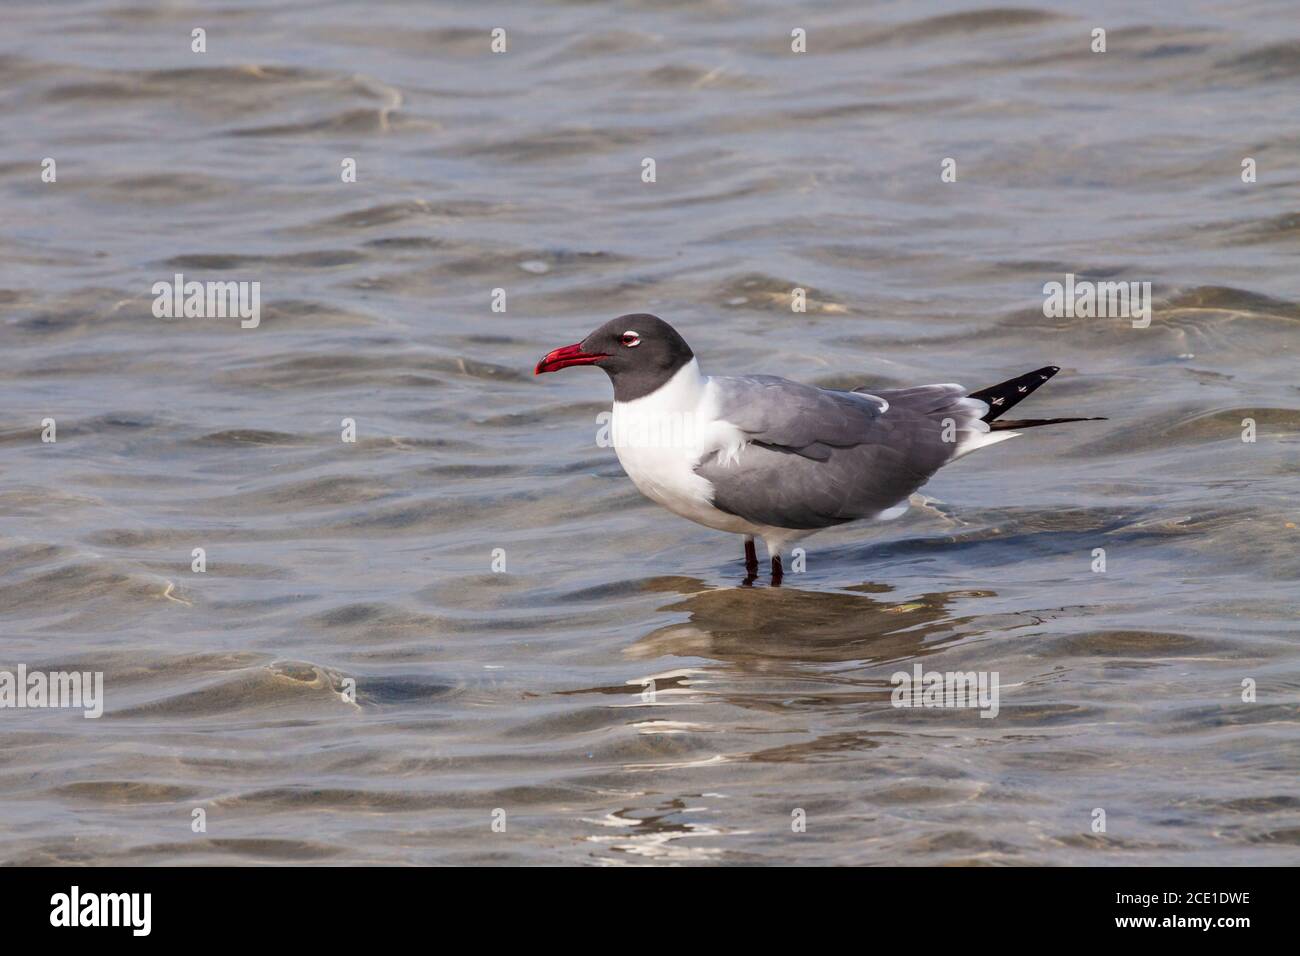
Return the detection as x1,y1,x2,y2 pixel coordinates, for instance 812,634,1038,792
620,331,640,348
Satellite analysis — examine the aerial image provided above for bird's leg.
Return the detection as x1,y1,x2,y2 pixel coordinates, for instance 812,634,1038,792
770,555,784,586
742,536,758,586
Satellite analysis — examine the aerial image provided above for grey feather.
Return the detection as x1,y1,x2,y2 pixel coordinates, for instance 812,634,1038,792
708,375,888,460
697,376,983,530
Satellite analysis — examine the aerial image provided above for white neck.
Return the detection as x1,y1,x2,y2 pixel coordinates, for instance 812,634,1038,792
613,357,708,412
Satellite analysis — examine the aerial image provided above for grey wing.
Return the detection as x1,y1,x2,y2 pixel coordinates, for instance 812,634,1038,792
697,376,987,530
707,375,889,461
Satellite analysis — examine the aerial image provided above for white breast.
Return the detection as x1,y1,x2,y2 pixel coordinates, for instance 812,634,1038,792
609,359,754,534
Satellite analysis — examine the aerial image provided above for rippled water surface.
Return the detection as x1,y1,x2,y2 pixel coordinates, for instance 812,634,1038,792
2,0,1298,865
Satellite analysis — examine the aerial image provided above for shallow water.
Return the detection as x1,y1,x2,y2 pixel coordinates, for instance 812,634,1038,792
1,0,1297,865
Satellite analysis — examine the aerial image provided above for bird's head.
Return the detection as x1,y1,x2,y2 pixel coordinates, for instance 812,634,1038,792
535,313,694,401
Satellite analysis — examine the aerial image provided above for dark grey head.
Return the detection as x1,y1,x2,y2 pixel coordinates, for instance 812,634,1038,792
535,313,695,402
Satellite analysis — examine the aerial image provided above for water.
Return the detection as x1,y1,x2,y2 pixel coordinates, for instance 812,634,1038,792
1,0,1297,865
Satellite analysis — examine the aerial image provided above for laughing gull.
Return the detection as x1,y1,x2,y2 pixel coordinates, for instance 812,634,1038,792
536,314,1102,584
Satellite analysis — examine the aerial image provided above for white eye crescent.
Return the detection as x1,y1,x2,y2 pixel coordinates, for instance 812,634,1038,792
620,331,640,347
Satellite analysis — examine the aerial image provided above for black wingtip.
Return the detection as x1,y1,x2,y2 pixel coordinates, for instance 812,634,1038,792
969,365,1063,422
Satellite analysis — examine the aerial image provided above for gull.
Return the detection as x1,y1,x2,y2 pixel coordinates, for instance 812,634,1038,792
536,314,1102,584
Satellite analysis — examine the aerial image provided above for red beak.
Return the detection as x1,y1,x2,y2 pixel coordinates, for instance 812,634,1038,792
535,342,608,375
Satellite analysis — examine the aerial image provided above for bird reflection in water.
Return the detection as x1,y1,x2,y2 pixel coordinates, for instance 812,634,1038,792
626,577,998,672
